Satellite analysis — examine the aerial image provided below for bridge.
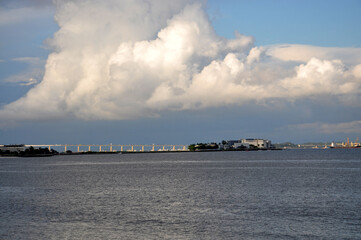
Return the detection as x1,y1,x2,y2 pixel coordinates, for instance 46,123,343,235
25,144,189,153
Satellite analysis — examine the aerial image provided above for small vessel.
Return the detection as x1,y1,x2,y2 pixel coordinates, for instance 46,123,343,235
330,138,361,149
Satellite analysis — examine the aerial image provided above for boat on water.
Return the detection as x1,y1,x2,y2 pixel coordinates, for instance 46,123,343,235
330,138,361,149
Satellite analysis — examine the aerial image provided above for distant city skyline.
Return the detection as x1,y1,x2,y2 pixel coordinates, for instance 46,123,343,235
0,0,361,144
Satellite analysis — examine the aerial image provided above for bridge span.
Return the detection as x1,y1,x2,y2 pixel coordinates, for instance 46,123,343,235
25,144,189,153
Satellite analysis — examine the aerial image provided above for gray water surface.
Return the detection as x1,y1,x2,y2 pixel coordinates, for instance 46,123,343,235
1,149,361,239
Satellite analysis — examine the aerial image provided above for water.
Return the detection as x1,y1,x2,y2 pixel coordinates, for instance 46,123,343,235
1,149,361,239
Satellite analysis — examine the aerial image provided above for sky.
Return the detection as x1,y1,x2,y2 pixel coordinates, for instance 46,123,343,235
0,0,361,145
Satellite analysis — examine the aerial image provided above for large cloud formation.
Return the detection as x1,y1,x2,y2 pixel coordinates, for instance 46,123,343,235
1,0,361,122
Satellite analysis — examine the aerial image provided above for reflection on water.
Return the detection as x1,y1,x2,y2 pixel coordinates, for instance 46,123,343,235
1,149,361,239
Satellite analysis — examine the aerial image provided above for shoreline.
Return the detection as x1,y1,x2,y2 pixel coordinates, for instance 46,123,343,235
121,148,283,154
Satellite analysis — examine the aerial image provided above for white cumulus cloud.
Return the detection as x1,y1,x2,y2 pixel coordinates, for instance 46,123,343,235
266,44,361,65
0,0,360,124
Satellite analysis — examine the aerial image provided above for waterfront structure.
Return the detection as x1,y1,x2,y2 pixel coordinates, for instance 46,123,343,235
20,144,188,153
0,144,27,152
242,139,272,149
330,137,361,149
221,139,272,150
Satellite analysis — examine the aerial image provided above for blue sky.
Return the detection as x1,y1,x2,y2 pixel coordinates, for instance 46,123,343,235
0,0,361,145
208,0,361,47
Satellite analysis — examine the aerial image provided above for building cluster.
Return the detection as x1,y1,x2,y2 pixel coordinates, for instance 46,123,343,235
0,144,57,157
0,144,26,153
220,139,273,150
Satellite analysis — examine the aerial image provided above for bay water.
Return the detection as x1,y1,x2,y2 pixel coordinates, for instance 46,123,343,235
1,149,361,239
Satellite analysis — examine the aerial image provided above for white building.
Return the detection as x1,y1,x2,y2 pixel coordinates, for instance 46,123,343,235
241,139,272,149
223,139,272,149
0,144,27,152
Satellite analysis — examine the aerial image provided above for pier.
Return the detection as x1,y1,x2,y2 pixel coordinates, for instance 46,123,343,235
25,144,189,153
